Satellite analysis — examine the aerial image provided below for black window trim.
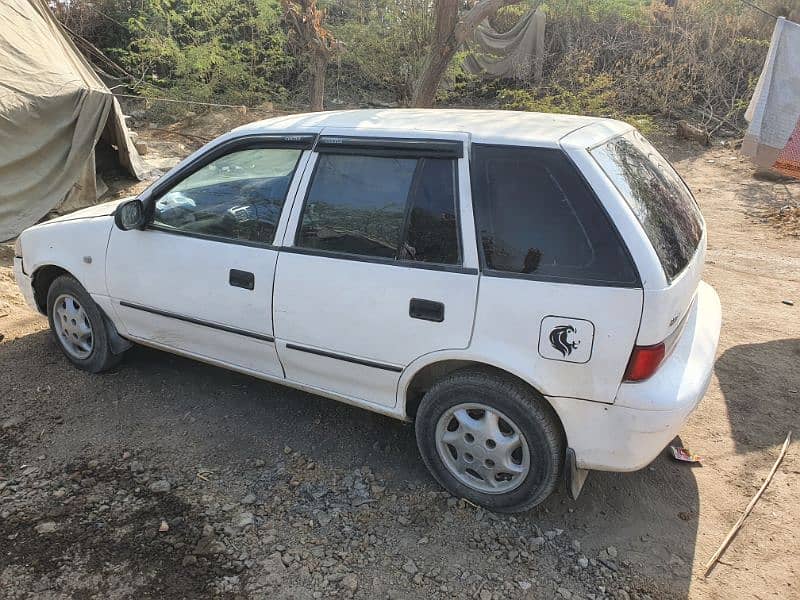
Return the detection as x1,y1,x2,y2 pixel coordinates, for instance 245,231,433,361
468,143,642,289
314,136,463,159
291,143,469,273
279,245,478,275
138,133,315,247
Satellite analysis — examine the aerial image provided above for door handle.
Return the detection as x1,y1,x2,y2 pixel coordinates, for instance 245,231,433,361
229,269,255,290
409,298,444,323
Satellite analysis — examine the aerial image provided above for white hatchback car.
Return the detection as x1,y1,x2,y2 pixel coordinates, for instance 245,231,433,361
13,110,721,512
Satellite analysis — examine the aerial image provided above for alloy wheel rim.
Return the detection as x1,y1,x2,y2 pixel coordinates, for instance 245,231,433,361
53,294,93,360
435,402,530,494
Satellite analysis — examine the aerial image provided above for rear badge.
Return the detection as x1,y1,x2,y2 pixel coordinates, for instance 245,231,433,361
538,316,595,364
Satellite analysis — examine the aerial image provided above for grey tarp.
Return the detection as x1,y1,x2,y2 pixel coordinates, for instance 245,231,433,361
463,7,546,81
0,0,145,241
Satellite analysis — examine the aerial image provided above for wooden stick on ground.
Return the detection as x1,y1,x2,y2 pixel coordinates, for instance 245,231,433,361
704,431,792,577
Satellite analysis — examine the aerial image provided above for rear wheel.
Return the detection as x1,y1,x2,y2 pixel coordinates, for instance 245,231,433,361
415,369,564,512
46,275,124,373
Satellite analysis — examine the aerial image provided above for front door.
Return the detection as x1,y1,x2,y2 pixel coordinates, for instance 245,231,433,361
273,131,480,408
106,141,310,377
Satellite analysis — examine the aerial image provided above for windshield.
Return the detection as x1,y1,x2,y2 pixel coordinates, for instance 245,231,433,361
590,131,703,281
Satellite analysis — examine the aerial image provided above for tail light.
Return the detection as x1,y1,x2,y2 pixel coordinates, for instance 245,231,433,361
623,343,666,382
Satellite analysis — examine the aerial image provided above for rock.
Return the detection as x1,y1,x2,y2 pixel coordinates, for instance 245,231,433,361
241,493,256,505
572,540,581,552
1,417,21,430
257,555,287,587
134,141,149,155
34,521,57,534
182,555,198,567
412,573,423,585
341,574,358,592
557,587,572,599
233,511,255,531
577,557,589,568
479,590,492,600
254,459,266,467
402,559,418,575
607,546,618,558
529,536,545,548
518,581,532,591
194,526,226,555
545,530,558,540
149,480,171,493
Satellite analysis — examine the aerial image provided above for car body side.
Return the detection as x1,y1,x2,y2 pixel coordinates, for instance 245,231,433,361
13,112,721,473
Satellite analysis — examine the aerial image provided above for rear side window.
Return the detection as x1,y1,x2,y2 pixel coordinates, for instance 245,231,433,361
296,153,460,265
470,145,638,286
591,131,703,280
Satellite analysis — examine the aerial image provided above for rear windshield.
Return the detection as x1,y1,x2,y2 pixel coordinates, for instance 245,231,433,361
590,131,703,281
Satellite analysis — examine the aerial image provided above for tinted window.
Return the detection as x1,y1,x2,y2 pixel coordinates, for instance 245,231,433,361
297,153,460,264
590,132,703,280
470,145,638,285
154,148,302,244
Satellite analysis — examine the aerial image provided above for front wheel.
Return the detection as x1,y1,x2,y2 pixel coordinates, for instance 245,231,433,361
415,369,565,513
46,275,124,373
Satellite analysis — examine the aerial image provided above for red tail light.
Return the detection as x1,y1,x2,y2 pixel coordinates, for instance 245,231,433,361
623,343,666,382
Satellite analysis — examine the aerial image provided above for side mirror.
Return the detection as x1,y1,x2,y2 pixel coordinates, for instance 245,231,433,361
114,199,146,231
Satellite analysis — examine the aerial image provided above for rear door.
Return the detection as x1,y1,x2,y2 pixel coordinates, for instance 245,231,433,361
272,130,479,408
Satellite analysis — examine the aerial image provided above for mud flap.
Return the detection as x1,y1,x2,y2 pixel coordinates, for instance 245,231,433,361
565,448,589,500
100,309,133,355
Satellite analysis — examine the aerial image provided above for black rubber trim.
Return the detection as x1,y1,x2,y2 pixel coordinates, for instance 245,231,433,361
285,342,403,373
279,246,478,275
482,269,642,289
119,301,275,342
147,224,280,249
315,136,463,159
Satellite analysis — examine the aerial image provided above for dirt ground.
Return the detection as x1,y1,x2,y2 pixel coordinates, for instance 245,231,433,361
0,124,798,600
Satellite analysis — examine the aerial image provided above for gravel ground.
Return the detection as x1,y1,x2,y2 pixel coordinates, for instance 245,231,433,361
1,134,798,600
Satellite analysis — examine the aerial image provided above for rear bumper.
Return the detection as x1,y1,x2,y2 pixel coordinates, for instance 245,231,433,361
13,257,39,312
549,281,721,471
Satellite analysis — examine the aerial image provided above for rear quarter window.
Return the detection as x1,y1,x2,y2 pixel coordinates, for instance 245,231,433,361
590,131,703,281
470,145,639,286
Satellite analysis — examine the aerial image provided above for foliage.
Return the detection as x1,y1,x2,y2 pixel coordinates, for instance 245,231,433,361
54,0,782,132
120,0,294,106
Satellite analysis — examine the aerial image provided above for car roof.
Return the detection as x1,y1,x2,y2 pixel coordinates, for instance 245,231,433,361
233,109,630,148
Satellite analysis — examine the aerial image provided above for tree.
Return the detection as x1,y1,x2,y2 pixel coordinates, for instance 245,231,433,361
412,0,521,108
282,0,340,111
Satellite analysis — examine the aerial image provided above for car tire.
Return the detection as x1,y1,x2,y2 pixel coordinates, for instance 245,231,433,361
46,275,124,373
415,368,564,513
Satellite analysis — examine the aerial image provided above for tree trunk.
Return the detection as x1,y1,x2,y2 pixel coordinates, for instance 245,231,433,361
412,0,459,108
309,50,327,112
412,0,522,108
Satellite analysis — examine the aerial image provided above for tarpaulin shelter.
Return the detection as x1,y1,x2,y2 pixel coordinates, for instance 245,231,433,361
742,16,800,177
0,0,146,241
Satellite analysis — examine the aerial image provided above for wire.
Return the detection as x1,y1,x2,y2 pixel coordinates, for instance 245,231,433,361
739,0,781,20
113,94,249,110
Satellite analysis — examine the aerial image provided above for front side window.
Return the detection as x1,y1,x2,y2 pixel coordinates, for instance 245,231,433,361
590,131,703,281
296,153,460,265
153,147,303,244
470,145,638,286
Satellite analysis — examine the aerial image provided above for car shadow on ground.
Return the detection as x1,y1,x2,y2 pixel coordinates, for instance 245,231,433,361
715,338,800,454
0,330,700,598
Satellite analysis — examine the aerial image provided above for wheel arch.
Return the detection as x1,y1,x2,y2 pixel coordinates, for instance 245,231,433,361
31,264,75,314
399,352,562,430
